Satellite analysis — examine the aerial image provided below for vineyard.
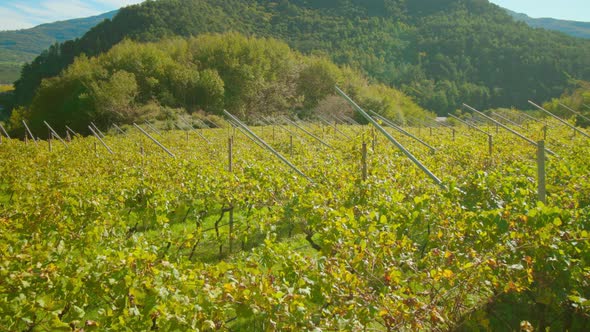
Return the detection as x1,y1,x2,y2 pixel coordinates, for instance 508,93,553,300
1,111,589,331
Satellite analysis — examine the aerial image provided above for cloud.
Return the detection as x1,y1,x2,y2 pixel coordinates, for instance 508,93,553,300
94,0,144,7
0,0,146,31
0,7,36,31
10,1,100,26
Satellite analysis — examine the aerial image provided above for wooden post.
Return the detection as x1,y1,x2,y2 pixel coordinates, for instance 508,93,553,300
272,125,275,142
429,127,433,136
94,141,97,155
48,134,52,152
290,135,293,157
186,131,189,143
537,140,546,204
372,128,376,151
452,128,456,141
488,134,493,156
362,142,368,181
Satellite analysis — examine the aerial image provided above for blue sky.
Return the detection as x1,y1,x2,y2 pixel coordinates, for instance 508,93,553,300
0,0,588,31
0,0,144,31
489,0,589,21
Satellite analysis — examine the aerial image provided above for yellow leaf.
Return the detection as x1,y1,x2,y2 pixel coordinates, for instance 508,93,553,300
442,269,454,279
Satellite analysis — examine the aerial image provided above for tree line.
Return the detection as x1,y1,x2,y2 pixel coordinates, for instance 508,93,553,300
7,33,429,136
6,0,590,116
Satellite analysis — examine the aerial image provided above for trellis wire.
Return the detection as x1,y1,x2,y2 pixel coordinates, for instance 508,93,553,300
223,110,314,184
89,126,114,154
528,100,590,139
463,104,556,156
336,86,445,189
133,123,175,157
44,121,68,148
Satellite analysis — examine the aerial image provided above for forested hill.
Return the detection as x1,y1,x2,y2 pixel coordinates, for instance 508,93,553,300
0,10,117,84
10,0,590,115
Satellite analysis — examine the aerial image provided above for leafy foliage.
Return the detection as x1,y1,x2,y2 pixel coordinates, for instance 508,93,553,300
0,117,588,330
543,80,590,127
11,33,428,136
7,0,590,115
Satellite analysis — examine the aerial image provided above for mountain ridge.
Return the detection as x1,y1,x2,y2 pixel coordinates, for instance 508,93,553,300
0,10,117,83
6,0,590,115
506,9,590,39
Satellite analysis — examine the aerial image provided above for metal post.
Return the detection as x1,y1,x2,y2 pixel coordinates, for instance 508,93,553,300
223,110,314,184
43,121,68,148
133,123,175,157
559,103,590,123
528,100,590,139
90,122,105,138
0,123,10,139
22,120,37,145
463,104,556,156
89,126,114,154
65,126,79,138
336,86,445,189
112,123,126,135
282,117,334,150
537,140,546,203
144,120,162,136
370,111,436,154
178,119,211,144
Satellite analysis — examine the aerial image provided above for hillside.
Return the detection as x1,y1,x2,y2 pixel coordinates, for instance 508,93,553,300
8,0,590,115
9,33,429,136
0,10,117,84
507,9,590,39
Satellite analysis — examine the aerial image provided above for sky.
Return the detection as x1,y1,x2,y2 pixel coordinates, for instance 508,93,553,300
489,0,589,22
0,0,145,31
0,0,588,31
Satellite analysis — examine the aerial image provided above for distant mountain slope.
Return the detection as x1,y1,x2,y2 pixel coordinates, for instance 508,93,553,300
0,10,117,83
7,0,590,115
507,9,590,39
